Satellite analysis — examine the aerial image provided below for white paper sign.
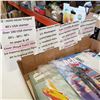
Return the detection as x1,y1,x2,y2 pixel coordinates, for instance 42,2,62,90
37,24,60,53
80,18,96,37
59,21,79,50
1,17,37,59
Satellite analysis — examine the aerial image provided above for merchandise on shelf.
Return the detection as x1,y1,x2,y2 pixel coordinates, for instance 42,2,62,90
45,1,62,22
34,1,46,15
19,1,31,10
63,3,86,23
34,6,45,15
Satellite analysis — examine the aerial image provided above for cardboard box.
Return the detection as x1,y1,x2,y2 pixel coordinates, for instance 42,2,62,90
91,38,100,52
17,12,100,99
17,36,100,99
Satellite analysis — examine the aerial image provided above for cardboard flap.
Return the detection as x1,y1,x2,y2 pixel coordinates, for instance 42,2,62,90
91,39,100,52
21,48,58,74
78,37,92,51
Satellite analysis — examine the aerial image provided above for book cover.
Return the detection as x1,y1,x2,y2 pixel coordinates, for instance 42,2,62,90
51,57,100,100
29,64,80,100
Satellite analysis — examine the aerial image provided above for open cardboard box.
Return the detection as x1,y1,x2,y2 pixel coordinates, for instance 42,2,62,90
17,13,100,99
17,36,100,100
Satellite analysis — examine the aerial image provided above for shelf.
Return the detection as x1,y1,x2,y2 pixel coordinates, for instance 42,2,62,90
7,1,58,26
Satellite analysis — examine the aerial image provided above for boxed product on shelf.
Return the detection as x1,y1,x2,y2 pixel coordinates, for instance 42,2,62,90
34,6,45,15
34,1,46,15
45,2,62,22
63,3,86,23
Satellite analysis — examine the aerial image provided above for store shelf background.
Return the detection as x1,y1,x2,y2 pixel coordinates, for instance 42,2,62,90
8,1,58,26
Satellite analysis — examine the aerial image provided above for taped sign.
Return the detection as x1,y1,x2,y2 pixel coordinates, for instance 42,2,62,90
80,18,96,37
37,24,60,53
1,17,37,59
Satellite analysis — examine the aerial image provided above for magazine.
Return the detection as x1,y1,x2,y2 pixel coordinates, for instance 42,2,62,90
51,57,100,100
29,64,80,100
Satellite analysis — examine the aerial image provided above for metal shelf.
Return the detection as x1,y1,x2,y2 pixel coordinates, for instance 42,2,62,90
8,1,58,26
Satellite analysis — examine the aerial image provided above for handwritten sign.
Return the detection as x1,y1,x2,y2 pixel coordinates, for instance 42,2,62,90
59,21,79,50
1,17,37,59
80,18,96,38
37,24,60,53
